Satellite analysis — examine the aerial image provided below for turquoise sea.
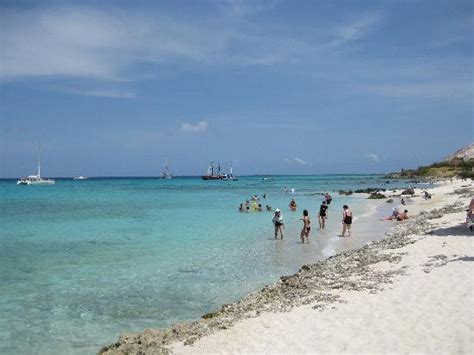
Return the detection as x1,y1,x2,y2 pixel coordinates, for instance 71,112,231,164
0,175,418,354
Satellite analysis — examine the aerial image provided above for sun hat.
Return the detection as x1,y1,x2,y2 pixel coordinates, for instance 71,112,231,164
275,208,281,212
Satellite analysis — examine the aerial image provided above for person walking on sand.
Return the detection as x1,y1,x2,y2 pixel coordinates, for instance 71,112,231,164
341,205,352,237
318,200,329,229
300,209,311,243
272,209,284,239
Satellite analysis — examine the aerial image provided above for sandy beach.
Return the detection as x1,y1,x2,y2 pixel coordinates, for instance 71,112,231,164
101,179,473,354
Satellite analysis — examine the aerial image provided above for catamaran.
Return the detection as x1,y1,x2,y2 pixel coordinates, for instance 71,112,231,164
17,145,55,185
160,159,173,179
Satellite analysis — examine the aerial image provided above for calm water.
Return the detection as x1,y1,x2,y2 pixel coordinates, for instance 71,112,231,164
0,175,415,354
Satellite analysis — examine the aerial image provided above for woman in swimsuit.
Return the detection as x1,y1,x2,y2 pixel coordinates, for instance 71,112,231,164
341,205,352,237
300,209,311,243
272,209,284,239
318,200,329,229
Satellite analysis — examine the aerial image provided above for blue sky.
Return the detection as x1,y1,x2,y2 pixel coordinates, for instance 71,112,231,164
0,0,472,177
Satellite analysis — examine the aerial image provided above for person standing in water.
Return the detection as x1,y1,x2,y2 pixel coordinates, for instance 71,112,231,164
272,209,284,239
341,205,352,237
324,192,332,205
300,209,311,243
318,200,329,229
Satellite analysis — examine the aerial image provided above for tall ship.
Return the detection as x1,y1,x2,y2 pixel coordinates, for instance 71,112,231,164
202,162,237,181
160,159,173,179
17,145,55,185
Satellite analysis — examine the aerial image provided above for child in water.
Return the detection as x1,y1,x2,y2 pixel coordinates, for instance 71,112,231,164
300,209,311,243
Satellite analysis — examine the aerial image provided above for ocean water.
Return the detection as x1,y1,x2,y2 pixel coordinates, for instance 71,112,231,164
0,175,416,354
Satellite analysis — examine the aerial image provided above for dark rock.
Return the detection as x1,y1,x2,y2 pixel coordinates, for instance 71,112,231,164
401,188,415,195
355,188,387,193
368,192,386,199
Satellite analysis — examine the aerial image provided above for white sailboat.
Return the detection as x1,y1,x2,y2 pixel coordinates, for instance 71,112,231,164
17,145,55,185
160,159,173,179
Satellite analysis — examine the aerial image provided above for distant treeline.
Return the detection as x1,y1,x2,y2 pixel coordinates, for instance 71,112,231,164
389,158,474,179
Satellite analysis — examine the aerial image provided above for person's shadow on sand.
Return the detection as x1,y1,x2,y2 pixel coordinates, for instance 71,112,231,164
428,223,473,237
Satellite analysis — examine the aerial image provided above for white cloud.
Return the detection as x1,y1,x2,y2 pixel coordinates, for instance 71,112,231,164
0,5,384,81
284,157,307,165
328,12,383,47
0,7,229,80
367,153,379,162
180,120,208,133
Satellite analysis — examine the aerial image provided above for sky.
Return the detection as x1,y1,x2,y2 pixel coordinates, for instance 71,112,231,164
0,0,473,177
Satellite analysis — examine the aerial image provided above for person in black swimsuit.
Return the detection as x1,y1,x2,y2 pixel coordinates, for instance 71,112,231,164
341,205,352,237
300,209,311,243
324,192,332,205
318,200,329,229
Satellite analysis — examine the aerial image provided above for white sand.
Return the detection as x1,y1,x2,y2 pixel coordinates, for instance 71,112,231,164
171,179,474,354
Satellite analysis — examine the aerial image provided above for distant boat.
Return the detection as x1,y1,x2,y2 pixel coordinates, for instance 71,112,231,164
17,144,55,185
160,159,173,179
202,162,238,181
73,176,88,180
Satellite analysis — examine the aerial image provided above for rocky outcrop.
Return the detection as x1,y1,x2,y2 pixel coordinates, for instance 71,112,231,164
368,192,386,199
401,188,415,195
444,143,474,162
355,188,386,194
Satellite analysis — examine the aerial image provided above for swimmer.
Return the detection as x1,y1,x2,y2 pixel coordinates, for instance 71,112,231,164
289,199,297,211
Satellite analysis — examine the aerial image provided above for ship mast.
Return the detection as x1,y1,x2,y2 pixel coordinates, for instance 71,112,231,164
37,143,41,178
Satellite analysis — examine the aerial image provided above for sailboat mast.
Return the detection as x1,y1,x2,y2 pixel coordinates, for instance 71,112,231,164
37,143,41,177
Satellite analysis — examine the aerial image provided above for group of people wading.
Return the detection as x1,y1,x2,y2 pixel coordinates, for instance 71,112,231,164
271,192,353,243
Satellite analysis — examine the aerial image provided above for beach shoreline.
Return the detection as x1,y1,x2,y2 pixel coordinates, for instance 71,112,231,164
100,179,473,354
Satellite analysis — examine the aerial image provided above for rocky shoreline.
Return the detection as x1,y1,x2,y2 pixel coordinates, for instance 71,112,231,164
100,193,467,355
